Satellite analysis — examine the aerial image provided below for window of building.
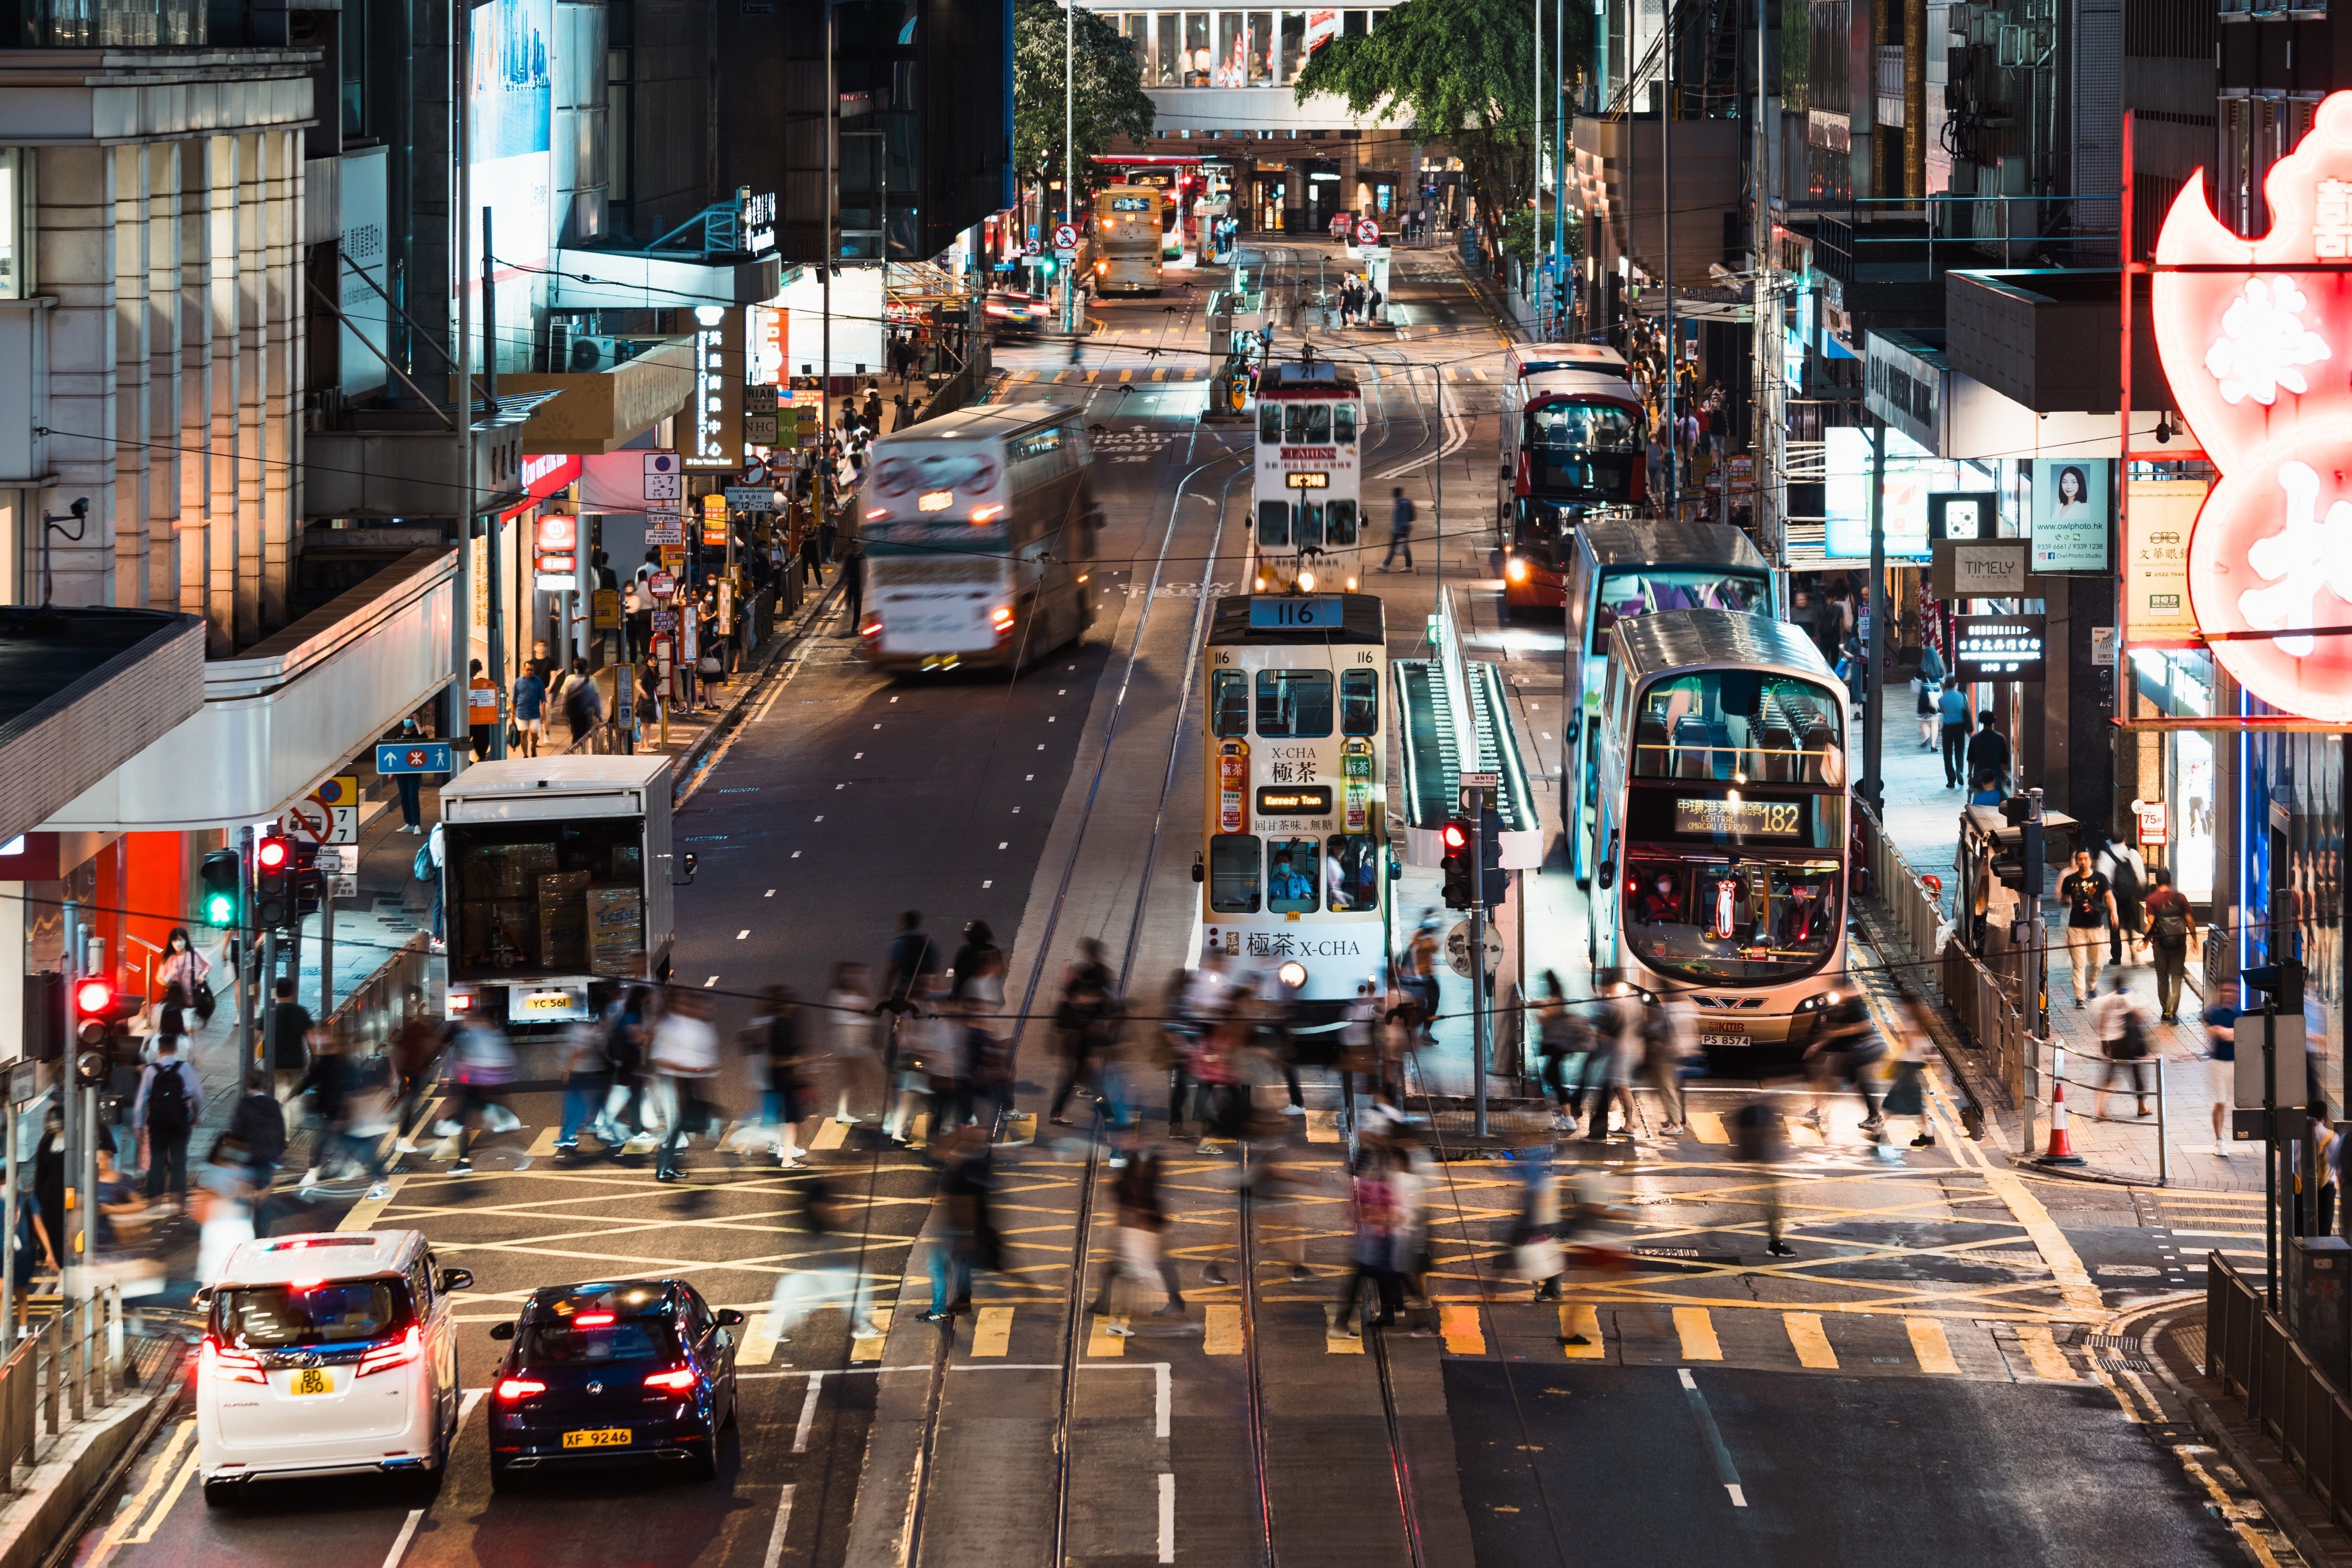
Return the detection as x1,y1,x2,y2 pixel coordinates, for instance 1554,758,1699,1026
1184,12,1211,83
1280,10,1305,79
1155,11,1181,84
340,0,368,138
0,151,22,299
1248,10,1274,82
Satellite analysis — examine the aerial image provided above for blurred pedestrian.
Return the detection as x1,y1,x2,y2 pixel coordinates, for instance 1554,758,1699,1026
651,991,721,1181
1092,1139,1192,1332
2144,867,2197,1022
512,663,546,757
1335,1146,1403,1334
1509,1151,1567,1304
953,920,1011,1134
2091,971,2154,1121
130,1034,199,1202
193,1134,257,1287
1391,1129,1436,1337
1049,939,1114,1127
226,1071,288,1237
763,1175,878,1342
447,1012,520,1176
827,963,883,1125
293,1033,392,1198
391,993,443,1153
2207,980,2241,1157
1534,972,1586,1130
883,910,941,1005
269,977,313,1101
556,992,615,1153
918,1126,1000,1323
1880,1001,1938,1152
1729,1096,1797,1256
1588,985,1643,1141
751,984,808,1167
1643,990,1693,1138
1936,679,1971,789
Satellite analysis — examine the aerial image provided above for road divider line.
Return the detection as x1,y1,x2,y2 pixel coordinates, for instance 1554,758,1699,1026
1203,1304,1242,1355
1676,1368,1748,1509
96,1420,195,1555
1560,1304,1605,1358
1158,1472,1175,1563
338,1173,407,1231
762,1483,796,1568
1439,1304,1486,1356
381,1508,426,1568
971,1306,1013,1357
1782,1312,1837,1369
792,1373,824,1452
1906,1316,1962,1374
1673,1307,1723,1362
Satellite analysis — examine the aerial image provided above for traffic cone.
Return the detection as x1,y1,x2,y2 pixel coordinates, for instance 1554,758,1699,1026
2039,1043,2085,1166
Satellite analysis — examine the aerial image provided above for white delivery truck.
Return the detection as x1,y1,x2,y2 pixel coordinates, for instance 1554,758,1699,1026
436,756,690,1025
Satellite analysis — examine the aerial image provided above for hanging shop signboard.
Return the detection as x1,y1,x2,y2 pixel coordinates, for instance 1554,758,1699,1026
2153,90,2352,721
2125,478,2204,647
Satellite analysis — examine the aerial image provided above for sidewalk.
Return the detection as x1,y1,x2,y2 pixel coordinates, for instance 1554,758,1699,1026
1860,725,2256,1190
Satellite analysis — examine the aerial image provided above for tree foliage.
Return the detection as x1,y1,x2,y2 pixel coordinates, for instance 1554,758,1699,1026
1293,0,1588,244
1013,0,1158,202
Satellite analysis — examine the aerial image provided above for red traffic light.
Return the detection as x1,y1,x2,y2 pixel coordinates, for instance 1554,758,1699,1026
73,979,113,1016
256,837,291,871
1442,824,1468,850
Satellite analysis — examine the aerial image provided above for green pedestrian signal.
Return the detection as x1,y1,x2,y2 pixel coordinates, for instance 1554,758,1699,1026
199,848,241,928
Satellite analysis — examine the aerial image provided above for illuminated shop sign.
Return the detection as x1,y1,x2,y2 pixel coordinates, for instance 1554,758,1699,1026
684,305,743,469
2153,91,2352,721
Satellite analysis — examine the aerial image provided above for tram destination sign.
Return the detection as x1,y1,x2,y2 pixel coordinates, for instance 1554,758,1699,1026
1284,472,1330,489
1248,597,1345,629
1674,797,1802,840
1256,786,1334,814
1952,614,2048,681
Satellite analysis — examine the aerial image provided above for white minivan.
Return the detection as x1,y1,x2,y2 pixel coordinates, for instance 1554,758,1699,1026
195,1230,472,1505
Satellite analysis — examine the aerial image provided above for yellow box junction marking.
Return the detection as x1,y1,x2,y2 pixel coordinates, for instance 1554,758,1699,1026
2015,1324,2077,1381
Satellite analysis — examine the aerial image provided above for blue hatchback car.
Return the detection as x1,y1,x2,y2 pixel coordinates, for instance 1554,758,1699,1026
487,1278,741,1488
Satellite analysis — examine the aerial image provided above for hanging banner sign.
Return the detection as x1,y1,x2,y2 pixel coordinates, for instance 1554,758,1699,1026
2125,478,2204,647
2153,91,2352,721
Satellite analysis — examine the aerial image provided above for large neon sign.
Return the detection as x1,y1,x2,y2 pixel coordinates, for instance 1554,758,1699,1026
2153,92,2352,721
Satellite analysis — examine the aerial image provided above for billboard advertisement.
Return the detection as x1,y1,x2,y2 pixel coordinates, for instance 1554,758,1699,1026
469,0,552,371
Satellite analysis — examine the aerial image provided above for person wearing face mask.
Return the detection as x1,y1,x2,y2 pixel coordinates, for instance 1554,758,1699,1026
157,925,213,1025
1635,872,1682,927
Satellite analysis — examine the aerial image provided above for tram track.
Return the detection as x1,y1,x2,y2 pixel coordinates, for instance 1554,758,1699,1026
888,427,1252,1568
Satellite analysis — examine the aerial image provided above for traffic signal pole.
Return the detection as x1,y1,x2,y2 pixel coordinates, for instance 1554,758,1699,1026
237,826,257,1077
1470,785,1490,1138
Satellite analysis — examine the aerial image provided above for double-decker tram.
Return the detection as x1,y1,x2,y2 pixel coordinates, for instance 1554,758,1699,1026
1199,594,1388,1031
1251,354,1364,593
1588,611,1849,1062
1094,186,1165,296
1497,342,1648,613
1562,520,1775,882
856,403,1098,675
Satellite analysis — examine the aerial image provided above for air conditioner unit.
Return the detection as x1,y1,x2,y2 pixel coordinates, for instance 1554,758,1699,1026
569,334,631,372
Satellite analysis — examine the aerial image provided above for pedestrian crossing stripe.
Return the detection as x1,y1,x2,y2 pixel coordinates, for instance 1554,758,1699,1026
1673,1306,1723,1361
1686,1111,1729,1145
971,1306,1013,1357
1560,1304,1605,1358
1088,1312,1130,1357
1007,368,1208,385
1783,1312,1836,1369
1323,1304,1366,1353
1204,1304,1243,1355
811,1119,850,1152
1906,1316,1961,1374
2014,1324,2079,1381
850,1310,890,1362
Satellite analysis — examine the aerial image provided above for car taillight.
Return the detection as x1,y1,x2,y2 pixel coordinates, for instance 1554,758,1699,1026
642,1366,698,1392
495,1376,547,1401
990,606,1015,634
357,1325,423,1377
859,617,882,640
201,1337,265,1387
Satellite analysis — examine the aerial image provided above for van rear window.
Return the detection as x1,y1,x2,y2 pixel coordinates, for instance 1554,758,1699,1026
218,1281,407,1348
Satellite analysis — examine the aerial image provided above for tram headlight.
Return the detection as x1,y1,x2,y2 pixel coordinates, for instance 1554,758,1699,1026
1277,961,1309,990
1297,570,1316,591
1504,557,1531,585
1346,576,1358,590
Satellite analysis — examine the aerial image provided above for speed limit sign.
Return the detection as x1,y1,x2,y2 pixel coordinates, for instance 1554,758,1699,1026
1052,222,1079,252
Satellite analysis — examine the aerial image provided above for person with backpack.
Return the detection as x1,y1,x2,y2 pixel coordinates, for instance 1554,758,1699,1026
561,662,604,749
132,1035,201,1200
2096,835,2148,970
226,1071,288,1236
2142,867,2198,1022
2092,972,2155,1121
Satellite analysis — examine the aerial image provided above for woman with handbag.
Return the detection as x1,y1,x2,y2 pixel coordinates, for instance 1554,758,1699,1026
158,927,213,1025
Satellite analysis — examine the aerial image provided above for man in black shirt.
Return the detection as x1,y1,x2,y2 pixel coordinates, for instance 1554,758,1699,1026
2056,849,2118,1007
1964,710,2011,796
269,978,314,1100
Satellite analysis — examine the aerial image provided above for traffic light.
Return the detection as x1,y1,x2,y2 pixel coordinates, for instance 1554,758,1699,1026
254,833,294,929
1478,809,1506,885
72,976,130,1084
1440,817,1474,909
199,848,241,928
72,978,115,1046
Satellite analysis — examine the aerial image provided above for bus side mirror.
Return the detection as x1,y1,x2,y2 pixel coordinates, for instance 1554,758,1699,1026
682,852,698,884
1191,852,1204,885
1598,860,1615,887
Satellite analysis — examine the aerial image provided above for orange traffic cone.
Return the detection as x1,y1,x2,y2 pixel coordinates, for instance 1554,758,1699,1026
2039,1043,2084,1166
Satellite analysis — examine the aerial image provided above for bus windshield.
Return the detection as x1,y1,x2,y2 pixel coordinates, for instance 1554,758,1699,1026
1589,569,1771,647
1622,859,1843,984
1630,670,1844,785
1527,403,1642,500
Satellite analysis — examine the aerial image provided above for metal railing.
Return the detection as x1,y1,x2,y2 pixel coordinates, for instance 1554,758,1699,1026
0,1286,126,1495
323,930,433,1057
1856,804,1947,972
2207,1254,2352,1534
1941,940,2030,1110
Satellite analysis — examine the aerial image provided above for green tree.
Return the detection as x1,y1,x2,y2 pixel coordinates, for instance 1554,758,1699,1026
1013,0,1158,211
1293,0,1587,248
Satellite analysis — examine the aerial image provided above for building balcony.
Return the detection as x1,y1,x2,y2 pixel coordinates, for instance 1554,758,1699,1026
498,335,697,456
0,606,204,843
40,549,457,833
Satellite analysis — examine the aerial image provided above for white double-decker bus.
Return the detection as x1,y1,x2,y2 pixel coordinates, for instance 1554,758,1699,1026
1251,354,1365,594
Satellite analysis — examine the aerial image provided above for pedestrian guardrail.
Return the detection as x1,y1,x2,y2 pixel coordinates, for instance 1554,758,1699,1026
1939,940,2030,1110
1856,804,1947,970
2207,1254,2352,1533
323,930,433,1057
0,1285,126,1496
